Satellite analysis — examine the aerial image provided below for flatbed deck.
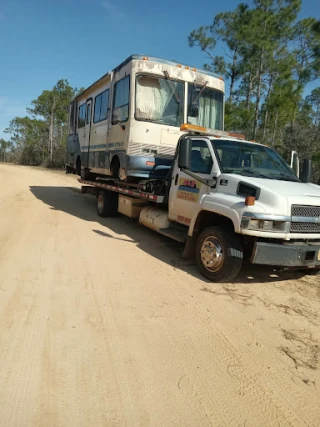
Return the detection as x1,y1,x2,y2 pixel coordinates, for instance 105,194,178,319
78,179,165,203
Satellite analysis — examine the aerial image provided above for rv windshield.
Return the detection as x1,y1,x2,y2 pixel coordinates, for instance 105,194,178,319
135,75,184,127
213,139,300,182
188,84,223,130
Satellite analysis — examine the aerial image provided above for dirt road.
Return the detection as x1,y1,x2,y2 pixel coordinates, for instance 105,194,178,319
0,164,320,427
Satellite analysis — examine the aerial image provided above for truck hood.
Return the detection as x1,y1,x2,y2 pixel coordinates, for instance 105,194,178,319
219,174,320,216
248,178,320,199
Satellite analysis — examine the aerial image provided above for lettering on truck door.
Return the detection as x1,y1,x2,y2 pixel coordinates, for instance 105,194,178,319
169,138,217,226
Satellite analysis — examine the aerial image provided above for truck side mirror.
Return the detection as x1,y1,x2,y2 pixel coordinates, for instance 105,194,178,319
178,138,192,170
290,150,300,177
189,104,199,118
300,159,312,183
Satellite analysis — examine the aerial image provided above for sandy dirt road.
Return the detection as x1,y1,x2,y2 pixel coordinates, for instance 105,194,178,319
0,163,320,427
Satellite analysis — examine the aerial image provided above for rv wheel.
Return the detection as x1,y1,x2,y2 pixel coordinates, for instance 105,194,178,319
76,158,81,176
81,168,91,180
111,156,120,180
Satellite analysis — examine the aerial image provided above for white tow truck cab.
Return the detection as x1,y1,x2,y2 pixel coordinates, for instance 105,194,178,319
80,124,320,282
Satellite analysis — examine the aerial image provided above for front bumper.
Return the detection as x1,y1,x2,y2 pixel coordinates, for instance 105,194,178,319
251,241,320,267
127,155,173,179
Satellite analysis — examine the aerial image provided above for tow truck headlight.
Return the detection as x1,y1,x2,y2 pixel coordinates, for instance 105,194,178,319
241,216,291,233
250,220,274,231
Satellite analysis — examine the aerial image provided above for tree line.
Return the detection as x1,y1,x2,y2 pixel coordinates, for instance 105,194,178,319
1,0,319,181
189,0,320,181
1,80,81,168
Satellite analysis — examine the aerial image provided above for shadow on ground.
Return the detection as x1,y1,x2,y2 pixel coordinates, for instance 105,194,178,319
30,185,307,285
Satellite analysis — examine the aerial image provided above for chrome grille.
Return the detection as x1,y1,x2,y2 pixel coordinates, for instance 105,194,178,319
291,205,320,233
291,222,320,233
128,143,175,158
291,205,320,217
128,143,142,156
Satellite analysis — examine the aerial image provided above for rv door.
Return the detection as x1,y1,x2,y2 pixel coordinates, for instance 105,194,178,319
84,99,92,167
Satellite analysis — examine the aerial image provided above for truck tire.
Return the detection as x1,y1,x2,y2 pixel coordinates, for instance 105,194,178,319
195,226,243,283
97,190,118,217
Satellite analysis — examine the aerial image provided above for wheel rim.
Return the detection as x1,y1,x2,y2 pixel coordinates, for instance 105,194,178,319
200,236,224,272
97,195,104,213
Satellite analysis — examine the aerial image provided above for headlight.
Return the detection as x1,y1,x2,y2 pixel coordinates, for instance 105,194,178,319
241,214,291,233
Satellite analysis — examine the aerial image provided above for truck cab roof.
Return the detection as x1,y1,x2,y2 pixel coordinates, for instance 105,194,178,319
179,123,262,147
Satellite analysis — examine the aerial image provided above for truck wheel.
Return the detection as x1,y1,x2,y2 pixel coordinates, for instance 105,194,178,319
195,226,243,283
97,190,118,217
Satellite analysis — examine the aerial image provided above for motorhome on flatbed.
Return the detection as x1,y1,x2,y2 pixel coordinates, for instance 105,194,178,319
66,54,225,180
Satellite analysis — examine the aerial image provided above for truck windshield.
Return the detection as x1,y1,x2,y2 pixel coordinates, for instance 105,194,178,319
213,139,300,182
135,75,184,127
188,84,223,130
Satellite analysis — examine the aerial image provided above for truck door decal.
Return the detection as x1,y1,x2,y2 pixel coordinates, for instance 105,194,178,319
177,178,201,203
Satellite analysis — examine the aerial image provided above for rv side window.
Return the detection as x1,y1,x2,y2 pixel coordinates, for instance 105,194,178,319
94,96,101,123
112,75,130,123
78,104,86,128
86,103,91,124
94,89,109,123
187,84,224,130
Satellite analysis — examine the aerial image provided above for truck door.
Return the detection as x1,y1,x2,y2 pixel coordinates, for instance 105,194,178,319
84,99,92,168
168,137,218,226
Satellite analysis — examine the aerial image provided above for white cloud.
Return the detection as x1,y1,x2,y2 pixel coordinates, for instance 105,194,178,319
102,1,125,19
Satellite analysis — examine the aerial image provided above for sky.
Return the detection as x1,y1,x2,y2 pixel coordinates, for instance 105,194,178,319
0,0,319,139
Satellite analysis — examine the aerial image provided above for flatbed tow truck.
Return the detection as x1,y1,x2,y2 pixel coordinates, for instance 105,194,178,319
77,124,320,282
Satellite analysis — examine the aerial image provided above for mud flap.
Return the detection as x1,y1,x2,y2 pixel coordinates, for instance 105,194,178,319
181,236,197,260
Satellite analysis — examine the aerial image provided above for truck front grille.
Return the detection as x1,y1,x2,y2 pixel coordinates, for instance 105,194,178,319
291,205,320,233
291,205,320,217
290,222,320,233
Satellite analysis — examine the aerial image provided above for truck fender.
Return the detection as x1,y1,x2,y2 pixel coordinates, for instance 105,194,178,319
188,202,241,237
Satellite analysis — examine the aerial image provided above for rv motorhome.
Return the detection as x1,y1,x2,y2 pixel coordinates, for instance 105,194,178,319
66,54,225,181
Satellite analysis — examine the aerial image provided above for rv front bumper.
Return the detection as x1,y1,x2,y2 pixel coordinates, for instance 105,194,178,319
251,241,320,267
127,155,172,179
